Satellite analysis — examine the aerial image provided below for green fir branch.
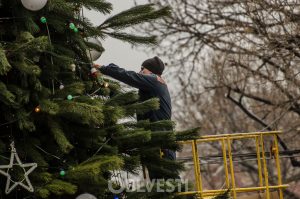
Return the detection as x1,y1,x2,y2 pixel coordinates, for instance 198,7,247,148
99,5,171,30
105,91,139,106
39,100,59,115
175,127,201,141
48,0,74,16
44,50,74,65
24,17,40,34
35,172,53,184
52,44,76,59
74,0,112,14
106,32,157,45
114,129,152,149
124,98,160,115
28,75,43,91
12,60,41,76
0,45,11,75
103,105,125,124
36,188,50,198
122,155,141,174
6,85,30,105
55,82,86,99
59,101,104,126
16,109,35,131
45,15,71,33
99,4,156,28
0,82,16,106
75,155,123,173
134,120,175,131
44,179,77,196
48,119,74,154
150,131,179,150
72,95,103,107
11,32,48,54
73,16,103,37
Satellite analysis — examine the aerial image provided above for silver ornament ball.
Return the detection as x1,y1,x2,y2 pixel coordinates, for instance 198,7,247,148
21,0,48,11
86,38,103,61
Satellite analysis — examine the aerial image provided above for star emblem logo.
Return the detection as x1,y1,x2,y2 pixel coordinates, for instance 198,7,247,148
0,142,37,194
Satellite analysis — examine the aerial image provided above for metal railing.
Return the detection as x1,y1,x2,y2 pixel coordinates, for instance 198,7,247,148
177,131,289,199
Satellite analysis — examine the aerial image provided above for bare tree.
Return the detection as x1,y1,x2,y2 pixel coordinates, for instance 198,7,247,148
138,0,300,198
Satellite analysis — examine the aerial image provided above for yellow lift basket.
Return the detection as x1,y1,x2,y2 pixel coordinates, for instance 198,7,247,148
177,131,289,199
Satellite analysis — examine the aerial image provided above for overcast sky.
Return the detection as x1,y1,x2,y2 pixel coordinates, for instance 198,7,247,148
83,0,152,71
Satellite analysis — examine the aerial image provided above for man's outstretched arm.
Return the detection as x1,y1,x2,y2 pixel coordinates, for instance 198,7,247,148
96,63,156,90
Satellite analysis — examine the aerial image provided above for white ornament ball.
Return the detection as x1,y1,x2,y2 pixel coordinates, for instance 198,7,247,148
86,38,103,61
76,193,97,199
21,0,48,11
70,64,76,72
59,84,64,90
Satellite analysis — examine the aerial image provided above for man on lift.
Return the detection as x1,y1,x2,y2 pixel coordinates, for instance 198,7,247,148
94,56,176,179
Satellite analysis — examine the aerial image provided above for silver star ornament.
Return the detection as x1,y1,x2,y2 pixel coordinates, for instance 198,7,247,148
0,142,37,194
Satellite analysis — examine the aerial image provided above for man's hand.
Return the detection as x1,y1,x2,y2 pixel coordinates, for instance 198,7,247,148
93,64,103,69
91,64,103,77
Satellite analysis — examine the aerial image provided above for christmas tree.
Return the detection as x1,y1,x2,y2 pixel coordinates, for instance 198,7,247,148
0,0,199,198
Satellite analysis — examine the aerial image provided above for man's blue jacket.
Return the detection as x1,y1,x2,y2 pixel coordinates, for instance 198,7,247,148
99,63,172,122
